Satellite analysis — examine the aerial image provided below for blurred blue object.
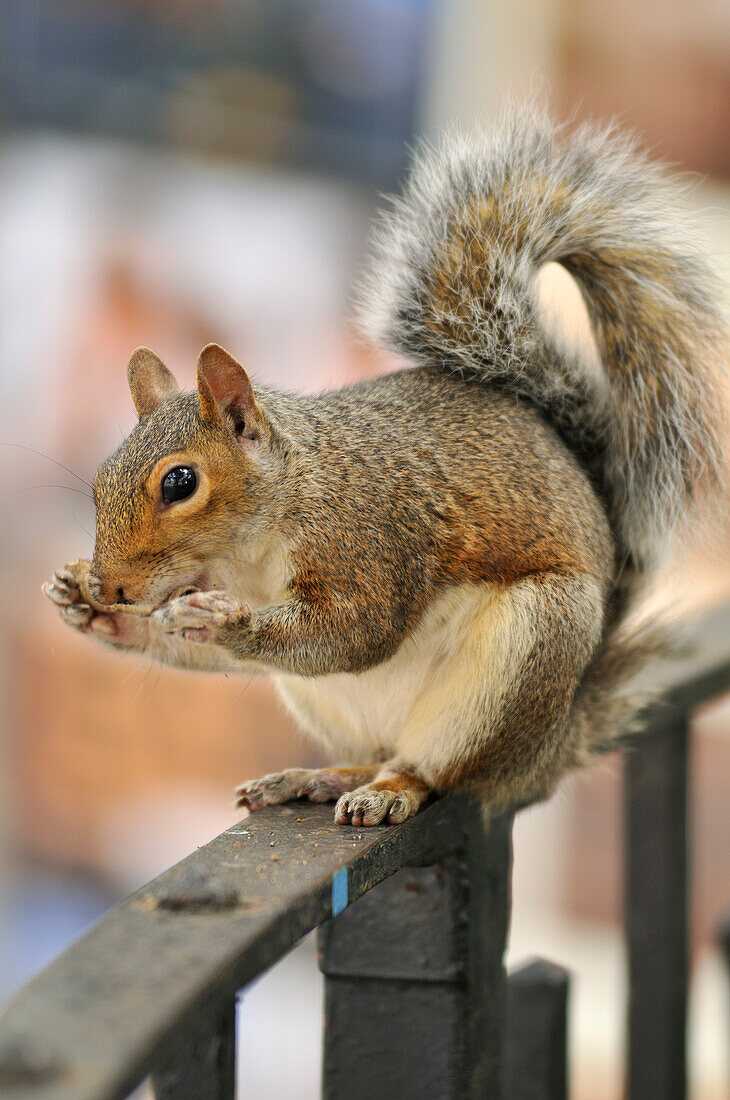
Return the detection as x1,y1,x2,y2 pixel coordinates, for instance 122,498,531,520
0,0,435,186
0,865,117,1000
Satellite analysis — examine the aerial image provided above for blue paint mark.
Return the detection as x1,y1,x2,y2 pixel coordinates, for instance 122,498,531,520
332,868,348,916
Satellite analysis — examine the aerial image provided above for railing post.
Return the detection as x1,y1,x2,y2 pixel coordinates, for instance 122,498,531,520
623,711,689,1100
466,809,513,1095
718,909,730,1057
152,999,236,1100
317,803,512,1099
504,958,570,1100
719,911,730,969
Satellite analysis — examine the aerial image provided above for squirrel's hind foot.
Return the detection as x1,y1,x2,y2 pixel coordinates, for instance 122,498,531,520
235,764,381,813
334,773,431,827
235,765,432,826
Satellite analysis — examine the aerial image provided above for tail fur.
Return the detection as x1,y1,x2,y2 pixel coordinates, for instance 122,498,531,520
356,104,727,576
567,616,670,766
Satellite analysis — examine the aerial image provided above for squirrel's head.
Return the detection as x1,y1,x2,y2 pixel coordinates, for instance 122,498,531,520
91,344,276,607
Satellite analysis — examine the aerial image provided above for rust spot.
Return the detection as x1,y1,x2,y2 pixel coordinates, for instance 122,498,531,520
155,889,243,912
0,1041,66,1087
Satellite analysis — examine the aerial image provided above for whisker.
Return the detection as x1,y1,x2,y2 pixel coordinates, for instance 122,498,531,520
232,673,256,703
14,484,93,501
73,511,94,540
148,665,163,700
121,658,146,688
0,442,93,488
132,659,155,703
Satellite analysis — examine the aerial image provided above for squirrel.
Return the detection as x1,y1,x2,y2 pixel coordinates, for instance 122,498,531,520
44,106,727,827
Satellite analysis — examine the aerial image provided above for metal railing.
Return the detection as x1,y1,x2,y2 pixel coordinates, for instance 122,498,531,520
1,603,730,1099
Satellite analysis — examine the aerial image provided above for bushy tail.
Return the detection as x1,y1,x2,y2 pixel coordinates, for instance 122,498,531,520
356,105,727,575
566,616,670,764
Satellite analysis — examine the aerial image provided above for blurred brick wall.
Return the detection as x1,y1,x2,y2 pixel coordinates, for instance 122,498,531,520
9,604,319,878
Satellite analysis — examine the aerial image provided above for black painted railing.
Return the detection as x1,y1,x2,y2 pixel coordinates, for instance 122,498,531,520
1,603,730,1099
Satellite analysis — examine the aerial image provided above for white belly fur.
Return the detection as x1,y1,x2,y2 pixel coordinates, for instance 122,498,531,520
273,583,509,765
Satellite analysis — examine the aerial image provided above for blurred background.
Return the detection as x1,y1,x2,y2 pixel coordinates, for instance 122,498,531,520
0,2,729,1097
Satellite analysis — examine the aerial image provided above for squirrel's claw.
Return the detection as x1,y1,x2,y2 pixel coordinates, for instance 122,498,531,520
59,602,95,631
43,570,81,607
235,768,314,811
334,785,422,827
44,566,122,638
44,569,96,632
153,589,248,644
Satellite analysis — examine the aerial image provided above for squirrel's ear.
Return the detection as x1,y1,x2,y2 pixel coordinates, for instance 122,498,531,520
196,343,264,443
127,348,180,419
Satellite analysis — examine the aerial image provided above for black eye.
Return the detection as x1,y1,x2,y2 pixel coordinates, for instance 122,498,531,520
161,466,197,504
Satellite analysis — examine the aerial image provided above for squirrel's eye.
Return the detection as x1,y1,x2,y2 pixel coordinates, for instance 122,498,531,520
161,466,197,504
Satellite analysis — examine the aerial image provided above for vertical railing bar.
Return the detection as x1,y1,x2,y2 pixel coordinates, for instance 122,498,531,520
717,910,730,1065
152,998,236,1100
317,801,512,1099
718,908,730,976
623,710,690,1100
464,807,513,1097
503,958,570,1100
318,858,469,1098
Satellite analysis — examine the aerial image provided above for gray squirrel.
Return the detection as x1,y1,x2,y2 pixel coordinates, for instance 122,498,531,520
44,106,727,826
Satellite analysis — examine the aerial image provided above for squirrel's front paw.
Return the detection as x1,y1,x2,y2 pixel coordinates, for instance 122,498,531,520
153,590,249,643
42,569,118,639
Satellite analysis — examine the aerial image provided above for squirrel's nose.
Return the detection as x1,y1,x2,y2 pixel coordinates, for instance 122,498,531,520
97,579,132,606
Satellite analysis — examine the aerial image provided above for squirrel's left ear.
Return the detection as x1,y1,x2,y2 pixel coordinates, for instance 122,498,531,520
197,344,264,444
127,348,180,419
